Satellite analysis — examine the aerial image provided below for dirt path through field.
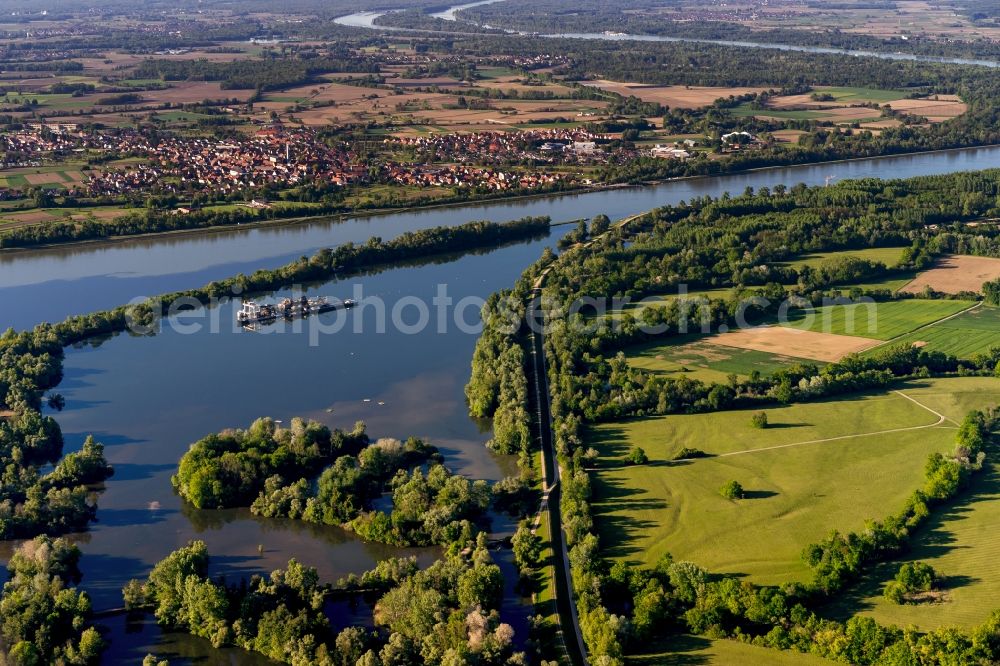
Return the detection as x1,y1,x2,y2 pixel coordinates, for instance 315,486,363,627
672,389,951,462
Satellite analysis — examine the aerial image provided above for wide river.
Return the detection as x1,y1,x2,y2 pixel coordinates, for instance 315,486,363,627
5,147,1000,662
334,6,1000,68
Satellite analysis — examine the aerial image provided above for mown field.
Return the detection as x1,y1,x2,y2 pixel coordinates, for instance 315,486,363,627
629,635,834,665
606,288,737,320
730,106,825,120
778,246,905,270
821,377,1000,631
813,86,911,103
627,336,815,384
588,377,1000,585
623,296,985,382
782,298,975,340
864,304,1000,359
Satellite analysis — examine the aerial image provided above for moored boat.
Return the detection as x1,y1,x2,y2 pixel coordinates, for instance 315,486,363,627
237,296,356,325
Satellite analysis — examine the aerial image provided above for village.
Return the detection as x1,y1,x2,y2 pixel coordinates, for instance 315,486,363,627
0,123,692,203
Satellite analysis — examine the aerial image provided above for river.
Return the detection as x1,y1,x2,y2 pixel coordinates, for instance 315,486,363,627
333,5,1000,68
6,146,1000,332
430,0,507,22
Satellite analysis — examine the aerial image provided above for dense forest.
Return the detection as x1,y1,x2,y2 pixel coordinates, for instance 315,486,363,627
133,55,379,91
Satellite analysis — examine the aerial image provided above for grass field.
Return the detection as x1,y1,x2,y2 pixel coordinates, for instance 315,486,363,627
820,377,1000,630
782,299,974,340
0,163,92,190
866,305,1000,359
627,336,816,383
779,247,906,270
730,105,824,120
588,377,1000,585
816,86,910,103
604,288,737,321
831,273,918,292
476,66,517,79
629,635,834,665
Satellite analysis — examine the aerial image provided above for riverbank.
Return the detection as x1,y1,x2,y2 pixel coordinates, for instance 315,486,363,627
6,143,999,256
0,183,607,255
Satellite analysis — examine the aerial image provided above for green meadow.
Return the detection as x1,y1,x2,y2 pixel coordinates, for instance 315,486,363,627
874,305,1000,358
588,377,1000,585
778,247,906,270
815,86,910,103
820,377,1000,630
626,336,816,383
782,298,974,340
731,105,824,120
629,635,834,665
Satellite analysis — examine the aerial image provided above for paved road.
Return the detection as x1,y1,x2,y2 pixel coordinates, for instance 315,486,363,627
527,289,588,666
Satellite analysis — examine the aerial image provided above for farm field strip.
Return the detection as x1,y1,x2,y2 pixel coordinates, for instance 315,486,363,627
781,298,975,341
900,254,1000,295
862,301,983,348
865,303,1000,359
707,325,878,361
626,337,814,384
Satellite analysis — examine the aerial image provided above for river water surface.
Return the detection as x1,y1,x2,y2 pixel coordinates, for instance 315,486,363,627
7,146,1000,331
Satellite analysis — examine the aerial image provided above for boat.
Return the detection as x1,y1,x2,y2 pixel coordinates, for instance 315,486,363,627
237,295,356,326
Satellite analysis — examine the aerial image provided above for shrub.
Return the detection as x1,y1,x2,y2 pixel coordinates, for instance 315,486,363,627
884,561,938,604
750,411,769,429
626,446,649,465
720,480,744,500
673,447,707,460
983,278,1000,306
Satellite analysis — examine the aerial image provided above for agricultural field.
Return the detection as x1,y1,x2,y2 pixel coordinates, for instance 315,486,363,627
730,106,827,121
620,253,996,380
778,246,905,270
578,81,769,108
871,304,1000,359
587,377,1000,585
709,326,878,362
627,0,1000,42
781,298,975,340
606,287,737,320
627,336,815,384
0,205,129,231
900,254,1000,295
0,165,93,190
806,86,911,103
735,86,966,125
630,635,834,665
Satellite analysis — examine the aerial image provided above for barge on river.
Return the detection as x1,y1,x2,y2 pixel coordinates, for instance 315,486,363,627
237,295,356,326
